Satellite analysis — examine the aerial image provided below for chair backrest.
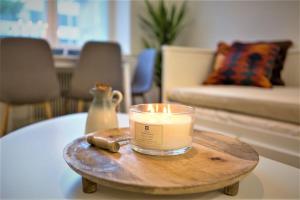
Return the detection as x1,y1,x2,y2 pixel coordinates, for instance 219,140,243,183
69,42,123,100
132,49,156,94
0,37,60,104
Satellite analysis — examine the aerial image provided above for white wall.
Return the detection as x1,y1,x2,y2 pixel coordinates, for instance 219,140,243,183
131,0,300,52
178,1,300,49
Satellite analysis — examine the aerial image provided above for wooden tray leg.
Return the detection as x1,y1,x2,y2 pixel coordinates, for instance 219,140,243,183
82,177,97,193
223,182,239,196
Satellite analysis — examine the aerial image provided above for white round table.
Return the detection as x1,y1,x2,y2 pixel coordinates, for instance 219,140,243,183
1,113,299,199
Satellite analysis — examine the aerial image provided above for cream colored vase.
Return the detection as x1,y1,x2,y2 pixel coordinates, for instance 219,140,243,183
85,84,123,134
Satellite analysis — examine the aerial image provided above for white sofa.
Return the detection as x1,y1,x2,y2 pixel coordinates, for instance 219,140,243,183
162,46,300,168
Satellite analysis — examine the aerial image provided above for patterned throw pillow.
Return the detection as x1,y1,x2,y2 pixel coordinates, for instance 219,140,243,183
212,42,231,70
204,42,280,88
265,41,292,85
210,41,292,85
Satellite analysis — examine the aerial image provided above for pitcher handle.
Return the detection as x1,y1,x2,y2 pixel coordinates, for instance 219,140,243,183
112,90,123,109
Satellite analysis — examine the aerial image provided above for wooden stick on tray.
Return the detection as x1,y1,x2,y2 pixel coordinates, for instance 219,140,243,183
86,135,120,152
86,128,131,153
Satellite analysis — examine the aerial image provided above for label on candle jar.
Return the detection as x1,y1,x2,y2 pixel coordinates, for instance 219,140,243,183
134,122,163,148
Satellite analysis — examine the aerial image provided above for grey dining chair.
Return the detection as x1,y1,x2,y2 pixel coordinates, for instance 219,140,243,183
0,37,60,136
131,49,156,104
66,41,124,112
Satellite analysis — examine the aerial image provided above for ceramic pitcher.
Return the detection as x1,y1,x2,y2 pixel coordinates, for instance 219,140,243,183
85,83,123,134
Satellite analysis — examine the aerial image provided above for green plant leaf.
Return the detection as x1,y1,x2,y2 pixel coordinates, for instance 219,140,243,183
139,15,161,41
166,1,187,44
169,4,176,23
139,0,188,88
169,25,185,44
174,1,187,28
159,0,167,30
168,4,176,30
145,0,161,29
142,38,152,48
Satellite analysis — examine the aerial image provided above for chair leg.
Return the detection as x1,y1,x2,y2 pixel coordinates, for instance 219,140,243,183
44,102,53,119
142,94,147,103
0,103,10,137
77,100,84,112
64,98,69,115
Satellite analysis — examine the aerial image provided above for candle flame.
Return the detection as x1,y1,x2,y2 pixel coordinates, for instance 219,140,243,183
163,106,167,113
168,104,171,113
148,104,172,113
163,104,171,114
148,104,154,113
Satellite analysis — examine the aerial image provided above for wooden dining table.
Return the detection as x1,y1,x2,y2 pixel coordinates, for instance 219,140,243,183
1,113,299,199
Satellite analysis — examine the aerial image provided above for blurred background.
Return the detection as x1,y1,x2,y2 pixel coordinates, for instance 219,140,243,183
1,0,298,57
0,0,299,133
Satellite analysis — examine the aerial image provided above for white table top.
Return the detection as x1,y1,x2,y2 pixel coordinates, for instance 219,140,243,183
1,113,299,199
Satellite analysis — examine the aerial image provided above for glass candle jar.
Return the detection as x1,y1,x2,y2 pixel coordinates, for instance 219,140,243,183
129,103,194,156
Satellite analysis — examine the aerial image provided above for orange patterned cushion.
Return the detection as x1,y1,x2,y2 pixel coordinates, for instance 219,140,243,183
232,41,293,85
212,42,231,70
204,42,280,88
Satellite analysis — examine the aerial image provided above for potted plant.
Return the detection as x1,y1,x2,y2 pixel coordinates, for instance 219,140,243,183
139,0,187,101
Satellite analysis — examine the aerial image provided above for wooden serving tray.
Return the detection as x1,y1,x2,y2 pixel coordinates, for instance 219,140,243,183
63,128,259,196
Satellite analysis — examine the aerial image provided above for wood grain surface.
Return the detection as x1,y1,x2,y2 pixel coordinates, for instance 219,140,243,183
63,128,259,195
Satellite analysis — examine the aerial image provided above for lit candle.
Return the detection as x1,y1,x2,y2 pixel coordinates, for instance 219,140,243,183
129,104,194,156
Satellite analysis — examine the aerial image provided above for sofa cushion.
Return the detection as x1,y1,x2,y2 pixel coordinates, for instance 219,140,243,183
232,41,293,85
204,42,280,88
213,41,293,85
167,85,300,124
212,42,231,70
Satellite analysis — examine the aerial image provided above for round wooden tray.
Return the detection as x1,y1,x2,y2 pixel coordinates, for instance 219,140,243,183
63,128,259,195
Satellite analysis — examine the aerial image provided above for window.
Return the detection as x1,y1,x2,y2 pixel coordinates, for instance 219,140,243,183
56,0,108,46
0,0,48,39
0,0,109,49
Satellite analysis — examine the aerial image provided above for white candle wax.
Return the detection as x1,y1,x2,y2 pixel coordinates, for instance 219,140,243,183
130,112,193,150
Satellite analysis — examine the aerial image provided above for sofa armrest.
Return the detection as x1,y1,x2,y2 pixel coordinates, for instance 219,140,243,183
162,46,214,102
282,49,300,87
